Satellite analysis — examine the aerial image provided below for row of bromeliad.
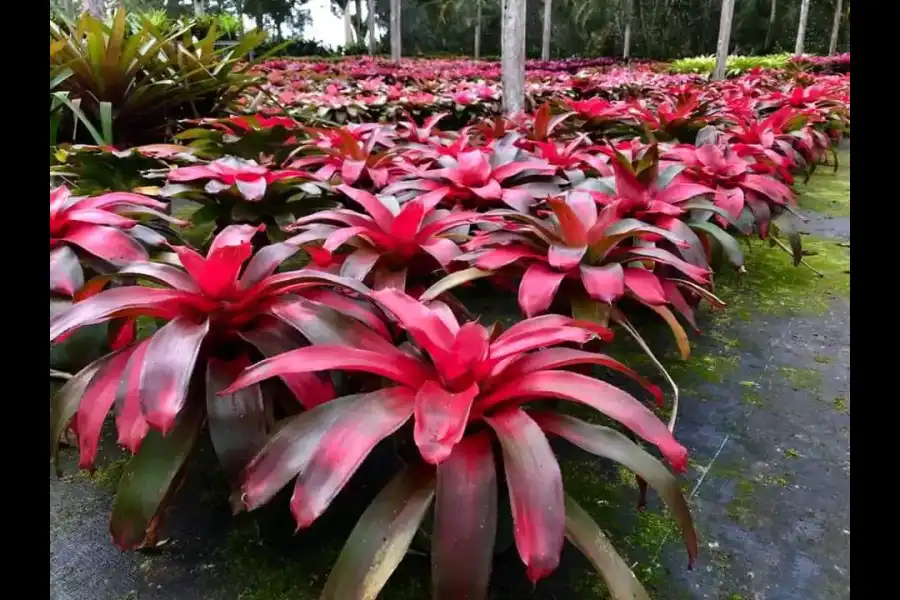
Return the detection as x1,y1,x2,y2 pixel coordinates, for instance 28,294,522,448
48,73,849,599
241,57,849,125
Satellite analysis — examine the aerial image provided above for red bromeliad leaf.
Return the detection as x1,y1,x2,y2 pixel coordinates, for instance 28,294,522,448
50,246,84,296
493,348,663,406
580,264,625,303
485,408,565,584
138,317,211,433
206,357,269,492
50,287,199,342
61,223,148,264
432,432,498,600
238,319,335,409
172,224,262,299
76,348,138,469
534,412,699,567
268,295,393,349
221,345,433,393
116,340,151,454
413,380,480,465
110,403,203,550
241,393,359,510
623,268,668,305
320,465,435,600
371,288,456,360
478,370,688,471
51,350,122,474
518,262,566,317
289,387,416,528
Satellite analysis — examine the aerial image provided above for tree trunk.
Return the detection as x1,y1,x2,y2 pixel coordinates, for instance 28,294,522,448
829,0,844,55
82,0,105,19
355,0,364,44
367,0,376,55
764,0,776,51
501,0,526,115
344,6,356,47
474,0,483,59
794,0,811,54
390,0,402,62
623,0,633,58
713,0,735,80
500,0,507,62
194,0,206,17
541,0,552,60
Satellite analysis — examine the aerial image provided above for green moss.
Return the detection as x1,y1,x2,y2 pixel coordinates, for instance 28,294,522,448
779,366,820,391
813,354,832,364
668,353,739,385
783,448,801,460
715,234,850,318
217,517,333,600
797,150,850,218
832,396,849,414
762,474,790,487
726,480,757,527
739,381,764,407
79,456,129,489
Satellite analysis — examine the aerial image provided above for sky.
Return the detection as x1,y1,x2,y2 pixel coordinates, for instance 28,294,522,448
305,0,345,49
241,0,371,50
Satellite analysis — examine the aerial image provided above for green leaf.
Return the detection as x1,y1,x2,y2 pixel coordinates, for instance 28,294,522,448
564,494,652,600
99,101,114,146
688,220,745,269
110,403,203,550
656,164,686,189
321,464,436,600
420,268,494,302
51,91,106,145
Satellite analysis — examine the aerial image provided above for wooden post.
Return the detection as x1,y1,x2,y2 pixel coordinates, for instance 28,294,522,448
764,0,777,51
623,0,633,58
541,0,552,60
368,0,376,55
474,0,482,59
390,0,402,62
829,0,844,55
795,0,811,55
713,0,735,81
502,0,526,115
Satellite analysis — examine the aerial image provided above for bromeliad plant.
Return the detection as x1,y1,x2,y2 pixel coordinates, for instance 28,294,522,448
159,157,330,243
284,184,484,290
423,188,726,420
384,140,560,212
50,186,184,297
219,288,698,599
50,7,266,145
49,225,385,549
662,141,804,265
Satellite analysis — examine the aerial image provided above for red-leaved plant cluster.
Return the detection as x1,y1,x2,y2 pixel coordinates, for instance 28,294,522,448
50,58,849,599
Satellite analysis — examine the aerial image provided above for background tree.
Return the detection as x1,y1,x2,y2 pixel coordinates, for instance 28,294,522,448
794,0,811,54
713,0,735,80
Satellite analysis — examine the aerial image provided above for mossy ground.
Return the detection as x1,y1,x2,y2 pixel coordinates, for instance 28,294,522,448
796,150,850,218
